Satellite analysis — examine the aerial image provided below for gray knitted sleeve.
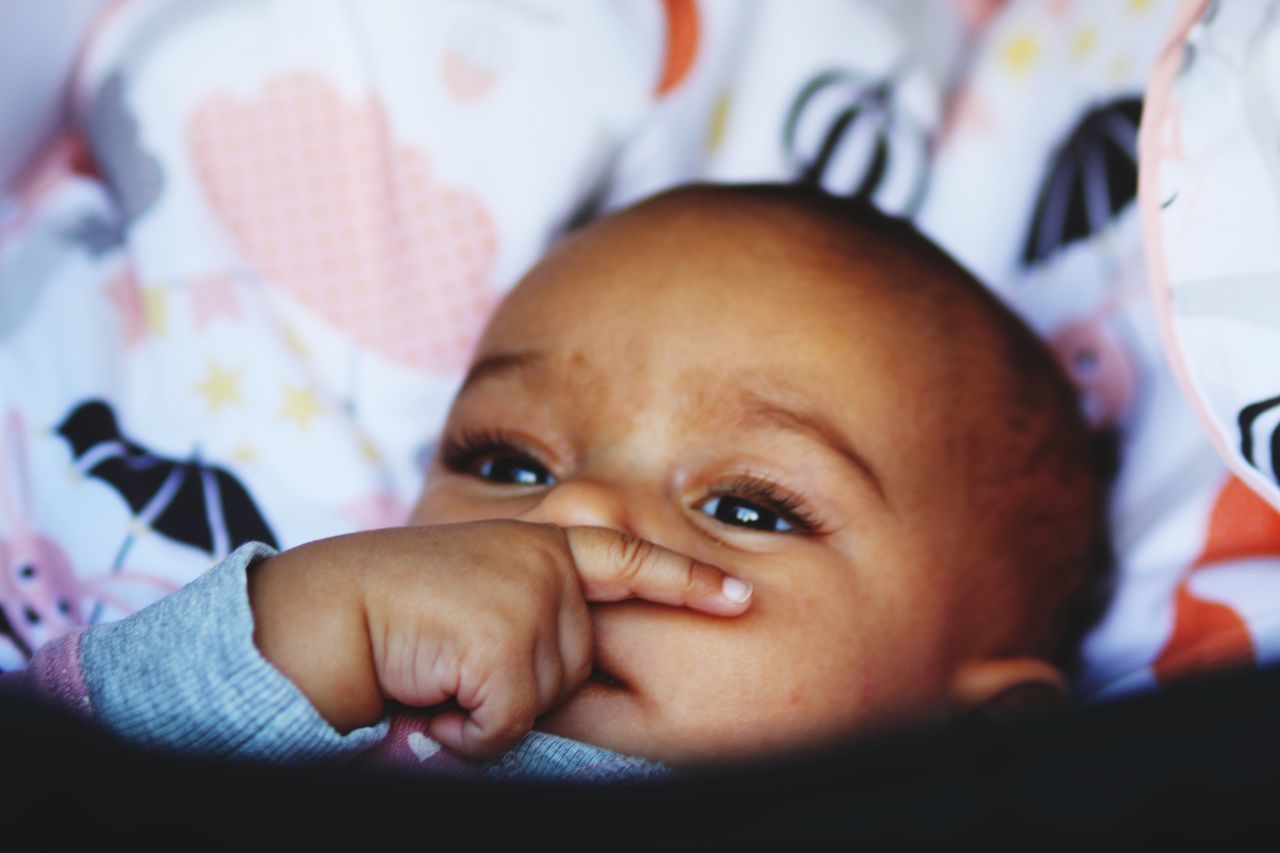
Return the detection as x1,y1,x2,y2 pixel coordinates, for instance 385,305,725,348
79,541,388,762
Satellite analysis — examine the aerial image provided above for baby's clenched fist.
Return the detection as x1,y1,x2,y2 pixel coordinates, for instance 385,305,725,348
248,521,752,758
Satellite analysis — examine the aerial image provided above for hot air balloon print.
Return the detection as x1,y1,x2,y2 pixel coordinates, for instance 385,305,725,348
1021,96,1143,268
782,67,932,216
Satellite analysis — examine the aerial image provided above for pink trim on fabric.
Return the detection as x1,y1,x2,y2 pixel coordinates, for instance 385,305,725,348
1134,0,1280,510
22,629,93,719
3,135,81,224
0,0,118,239
68,0,142,122
947,0,1006,34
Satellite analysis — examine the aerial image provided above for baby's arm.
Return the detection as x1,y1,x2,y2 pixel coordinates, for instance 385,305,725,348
248,521,753,758
15,541,385,762
12,521,750,764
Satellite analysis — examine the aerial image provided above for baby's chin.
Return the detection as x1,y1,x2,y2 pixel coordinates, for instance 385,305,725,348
534,678,791,768
537,679,940,769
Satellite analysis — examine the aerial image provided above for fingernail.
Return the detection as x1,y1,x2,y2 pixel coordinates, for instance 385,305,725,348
721,577,753,604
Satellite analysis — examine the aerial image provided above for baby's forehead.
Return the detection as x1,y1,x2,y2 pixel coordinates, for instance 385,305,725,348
535,195,925,322
486,190,992,413
478,290,973,498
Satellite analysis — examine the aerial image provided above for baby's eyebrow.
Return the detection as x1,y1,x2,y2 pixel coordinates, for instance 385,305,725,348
734,390,887,504
459,351,545,394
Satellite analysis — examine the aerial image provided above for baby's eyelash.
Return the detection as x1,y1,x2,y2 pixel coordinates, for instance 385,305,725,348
712,475,826,535
440,437,825,534
439,428,539,472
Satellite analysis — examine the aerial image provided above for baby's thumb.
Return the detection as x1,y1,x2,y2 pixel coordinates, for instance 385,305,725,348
562,526,753,616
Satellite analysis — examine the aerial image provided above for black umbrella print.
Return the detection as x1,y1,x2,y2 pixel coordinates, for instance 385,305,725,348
1021,96,1143,268
55,399,278,562
782,67,932,216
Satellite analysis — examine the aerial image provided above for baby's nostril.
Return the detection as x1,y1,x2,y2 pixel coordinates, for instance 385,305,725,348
23,606,40,625
591,667,622,687
57,599,71,616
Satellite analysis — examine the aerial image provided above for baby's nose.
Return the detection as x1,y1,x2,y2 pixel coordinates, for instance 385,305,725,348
520,479,635,534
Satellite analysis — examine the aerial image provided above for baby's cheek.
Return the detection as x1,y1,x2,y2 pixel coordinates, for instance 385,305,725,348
407,482,448,524
773,578,940,724
684,658,876,760
737,599,877,735
410,484,533,525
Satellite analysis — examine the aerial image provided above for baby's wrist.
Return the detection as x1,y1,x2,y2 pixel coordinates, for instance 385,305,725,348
247,542,385,733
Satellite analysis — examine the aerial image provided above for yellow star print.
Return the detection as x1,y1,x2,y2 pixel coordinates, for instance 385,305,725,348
193,363,244,414
231,443,258,464
277,384,325,432
142,287,168,337
1072,27,1098,62
280,324,310,357
1001,31,1041,76
358,433,385,465
1107,56,1132,83
706,90,731,154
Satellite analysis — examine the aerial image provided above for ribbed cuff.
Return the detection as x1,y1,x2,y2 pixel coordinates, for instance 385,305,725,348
80,541,388,762
486,731,673,782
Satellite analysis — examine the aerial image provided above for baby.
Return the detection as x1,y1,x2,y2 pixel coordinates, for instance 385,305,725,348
246,183,1107,769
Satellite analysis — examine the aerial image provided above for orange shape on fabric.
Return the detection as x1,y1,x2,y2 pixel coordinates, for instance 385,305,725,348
1197,476,1280,565
1152,583,1254,683
1152,477,1279,684
656,0,699,96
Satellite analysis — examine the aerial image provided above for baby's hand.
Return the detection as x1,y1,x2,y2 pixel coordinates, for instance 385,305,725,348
247,521,752,758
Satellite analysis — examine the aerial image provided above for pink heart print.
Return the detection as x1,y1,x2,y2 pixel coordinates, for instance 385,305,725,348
188,73,498,372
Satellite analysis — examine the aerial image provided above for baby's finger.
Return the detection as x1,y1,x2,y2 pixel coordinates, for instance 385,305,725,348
556,587,594,700
533,631,568,711
434,663,540,759
562,526,753,616
425,709,471,757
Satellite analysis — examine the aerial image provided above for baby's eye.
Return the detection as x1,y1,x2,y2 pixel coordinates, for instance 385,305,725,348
440,429,558,487
697,496,795,533
475,454,555,486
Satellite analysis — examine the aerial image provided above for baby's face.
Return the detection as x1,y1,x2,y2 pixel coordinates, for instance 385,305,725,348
412,201,1005,765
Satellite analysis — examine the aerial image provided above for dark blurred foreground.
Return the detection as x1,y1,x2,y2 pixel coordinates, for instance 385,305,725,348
8,665,1280,850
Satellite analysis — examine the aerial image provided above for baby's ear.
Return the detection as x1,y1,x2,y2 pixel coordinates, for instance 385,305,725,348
947,657,1066,720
